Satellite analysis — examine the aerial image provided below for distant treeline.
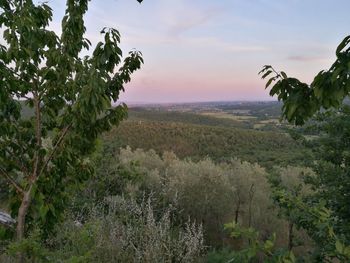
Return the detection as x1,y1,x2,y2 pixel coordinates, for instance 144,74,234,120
128,108,251,129
103,120,312,168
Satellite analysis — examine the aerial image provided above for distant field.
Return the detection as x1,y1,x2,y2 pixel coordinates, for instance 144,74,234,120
128,108,252,129
130,101,291,133
127,106,294,133
304,135,320,141
253,123,265,129
200,112,257,121
231,109,251,114
253,119,281,129
259,119,280,124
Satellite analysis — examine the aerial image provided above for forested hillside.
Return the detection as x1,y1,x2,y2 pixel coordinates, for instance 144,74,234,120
103,117,310,168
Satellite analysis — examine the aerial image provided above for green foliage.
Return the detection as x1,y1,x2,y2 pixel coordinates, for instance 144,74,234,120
206,248,237,263
83,147,285,248
260,35,350,125
2,197,204,262
305,106,350,239
3,229,49,262
103,120,311,168
269,170,350,261
49,196,204,263
1,146,320,261
128,107,251,129
263,107,350,261
260,33,350,261
224,222,296,263
0,0,143,241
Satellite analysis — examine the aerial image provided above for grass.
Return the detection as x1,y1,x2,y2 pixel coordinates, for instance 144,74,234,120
200,112,257,121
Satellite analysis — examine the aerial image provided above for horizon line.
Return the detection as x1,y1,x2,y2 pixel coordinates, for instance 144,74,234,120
120,99,279,106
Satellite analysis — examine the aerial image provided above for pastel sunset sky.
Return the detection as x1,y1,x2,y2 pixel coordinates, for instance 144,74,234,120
48,0,350,102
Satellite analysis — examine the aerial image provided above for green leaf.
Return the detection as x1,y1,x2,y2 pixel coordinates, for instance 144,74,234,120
336,35,350,55
265,77,274,89
280,71,287,79
261,70,272,79
263,239,274,252
336,240,344,254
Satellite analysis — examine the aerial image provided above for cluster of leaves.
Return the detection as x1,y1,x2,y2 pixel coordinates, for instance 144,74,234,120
269,176,350,261
224,222,296,263
254,106,350,262
222,160,350,262
260,35,350,125
305,106,350,240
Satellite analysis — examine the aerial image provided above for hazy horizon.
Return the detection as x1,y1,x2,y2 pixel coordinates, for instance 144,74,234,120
122,98,279,106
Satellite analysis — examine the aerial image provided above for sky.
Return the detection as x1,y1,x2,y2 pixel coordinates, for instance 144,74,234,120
44,1,350,102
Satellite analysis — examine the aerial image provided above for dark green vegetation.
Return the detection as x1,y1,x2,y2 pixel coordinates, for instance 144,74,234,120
256,34,350,261
128,107,251,128
104,109,310,168
1,0,350,262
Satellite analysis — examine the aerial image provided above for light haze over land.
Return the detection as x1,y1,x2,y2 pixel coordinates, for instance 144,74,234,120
46,0,350,102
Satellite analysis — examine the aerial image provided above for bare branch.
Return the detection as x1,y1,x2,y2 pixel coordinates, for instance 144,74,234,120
4,148,30,177
0,167,24,195
37,123,72,180
32,91,42,180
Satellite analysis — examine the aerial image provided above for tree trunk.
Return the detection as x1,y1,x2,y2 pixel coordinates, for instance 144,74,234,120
16,189,32,240
248,183,255,228
16,189,32,263
288,222,294,251
234,199,241,224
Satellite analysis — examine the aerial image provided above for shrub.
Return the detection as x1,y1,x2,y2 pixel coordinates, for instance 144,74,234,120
49,196,205,263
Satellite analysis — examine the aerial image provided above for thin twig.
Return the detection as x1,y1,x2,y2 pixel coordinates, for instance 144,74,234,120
32,92,42,180
270,67,281,78
0,167,24,195
37,123,72,180
4,148,30,177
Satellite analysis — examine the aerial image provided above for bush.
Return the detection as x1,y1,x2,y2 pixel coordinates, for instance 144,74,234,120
90,147,285,248
49,196,204,263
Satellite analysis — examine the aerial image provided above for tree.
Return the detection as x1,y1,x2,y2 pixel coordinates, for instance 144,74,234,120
298,105,350,242
304,106,350,240
260,36,350,261
260,35,350,125
0,0,143,246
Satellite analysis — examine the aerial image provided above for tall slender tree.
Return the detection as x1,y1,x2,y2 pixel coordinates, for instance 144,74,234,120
0,0,143,244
